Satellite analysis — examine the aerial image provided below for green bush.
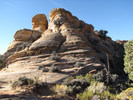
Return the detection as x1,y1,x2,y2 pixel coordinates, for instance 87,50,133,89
97,29,108,40
87,81,106,94
76,81,116,100
62,76,74,85
51,84,68,96
76,75,84,79
11,76,47,94
124,39,133,81
11,76,34,89
117,87,133,100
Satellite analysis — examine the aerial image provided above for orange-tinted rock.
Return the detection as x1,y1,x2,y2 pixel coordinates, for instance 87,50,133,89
32,14,48,32
14,29,42,42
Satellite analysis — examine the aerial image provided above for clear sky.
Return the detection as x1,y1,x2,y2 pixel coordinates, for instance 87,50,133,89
0,0,133,54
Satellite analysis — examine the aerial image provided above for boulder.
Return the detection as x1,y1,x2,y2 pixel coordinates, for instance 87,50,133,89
29,32,65,53
14,29,42,42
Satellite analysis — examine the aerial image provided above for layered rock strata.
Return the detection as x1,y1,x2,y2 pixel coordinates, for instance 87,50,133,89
0,8,125,92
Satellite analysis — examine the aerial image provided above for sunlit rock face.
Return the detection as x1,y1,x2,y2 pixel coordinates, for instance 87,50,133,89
32,14,48,32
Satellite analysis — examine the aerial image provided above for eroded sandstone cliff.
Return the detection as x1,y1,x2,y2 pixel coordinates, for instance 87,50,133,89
0,8,125,93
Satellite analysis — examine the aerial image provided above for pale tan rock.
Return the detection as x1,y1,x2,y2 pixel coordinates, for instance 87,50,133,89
29,32,65,54
32,14,48,32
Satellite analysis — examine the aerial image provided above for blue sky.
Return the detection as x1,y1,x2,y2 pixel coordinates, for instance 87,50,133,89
0,0,133,54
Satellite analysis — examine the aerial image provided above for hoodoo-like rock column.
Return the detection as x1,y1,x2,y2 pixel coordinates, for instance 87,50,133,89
32,14,48,32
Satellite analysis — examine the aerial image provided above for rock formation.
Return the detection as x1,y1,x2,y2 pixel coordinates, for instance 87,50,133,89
0,8,125,94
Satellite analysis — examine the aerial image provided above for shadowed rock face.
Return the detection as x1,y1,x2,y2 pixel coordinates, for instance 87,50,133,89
0,8,125,93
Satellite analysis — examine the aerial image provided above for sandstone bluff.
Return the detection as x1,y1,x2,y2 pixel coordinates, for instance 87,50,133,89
0,8,125,95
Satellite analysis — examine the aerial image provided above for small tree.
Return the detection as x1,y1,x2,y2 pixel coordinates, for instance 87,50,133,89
98,29,108,40
124,39,133,81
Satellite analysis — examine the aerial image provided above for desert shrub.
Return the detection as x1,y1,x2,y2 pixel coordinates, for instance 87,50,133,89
84,73,96,84
0,52,14,69
49,51,61,61
93,70,105,82
93,70,130,94
76,81,116,100
87,81,106,94
38,65,49,72
98,29,108,40
52,79,89,96
124,39,133,81
53,76,90,96
0,52,13,62
52,84,68,96
16,42,32,52
63,79,90,96
11,76,46,93
53,18,62,26
38,65,45,70
62,76,74,85
76,75,84,79
11,76,34,89
41,67,49,72
49,64,60,72
117,87,133,100
73,62,83,67
76,90,94,100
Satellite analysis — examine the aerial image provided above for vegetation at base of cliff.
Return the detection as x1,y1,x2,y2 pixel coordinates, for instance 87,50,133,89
51,72,133,100
124,39,133,81
117,87,133,100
